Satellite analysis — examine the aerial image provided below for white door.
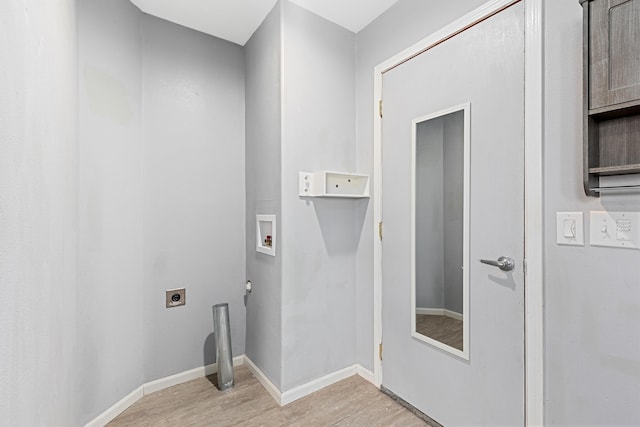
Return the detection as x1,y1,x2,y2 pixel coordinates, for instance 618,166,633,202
381,3,525,426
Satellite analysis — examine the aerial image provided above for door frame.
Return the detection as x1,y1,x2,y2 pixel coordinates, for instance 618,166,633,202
371,0,544,425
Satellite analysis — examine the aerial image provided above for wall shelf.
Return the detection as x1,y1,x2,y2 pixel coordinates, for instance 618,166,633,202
256,215,276,256
298,171,370,198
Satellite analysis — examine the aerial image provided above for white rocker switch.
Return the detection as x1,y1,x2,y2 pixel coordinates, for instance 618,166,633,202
556,212,584,246
563,219,576,238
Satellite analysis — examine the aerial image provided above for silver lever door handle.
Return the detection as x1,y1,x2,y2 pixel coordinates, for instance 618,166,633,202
480,256,515,272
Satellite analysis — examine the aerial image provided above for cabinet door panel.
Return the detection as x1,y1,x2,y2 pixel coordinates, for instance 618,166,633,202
589,0,640,109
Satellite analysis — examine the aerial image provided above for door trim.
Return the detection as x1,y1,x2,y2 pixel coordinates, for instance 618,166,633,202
371,0,544,425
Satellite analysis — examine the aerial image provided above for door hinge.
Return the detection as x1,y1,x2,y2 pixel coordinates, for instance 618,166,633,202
379,342,383,360
378,221,383,240
379,99,383,118
523,258,527,274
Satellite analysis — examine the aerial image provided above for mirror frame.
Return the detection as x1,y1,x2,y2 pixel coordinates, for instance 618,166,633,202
410,102,470,360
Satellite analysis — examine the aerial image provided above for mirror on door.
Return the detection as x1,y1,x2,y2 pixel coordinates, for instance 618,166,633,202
411,104,470,359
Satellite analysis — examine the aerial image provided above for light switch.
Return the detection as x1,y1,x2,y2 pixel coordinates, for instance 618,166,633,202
563,219,576,238
590,211,640,249
556,212,584,246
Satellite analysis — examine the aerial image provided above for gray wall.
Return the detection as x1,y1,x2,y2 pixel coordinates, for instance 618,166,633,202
355,0,488,371
78,0,144,422
141,14,246,382
245,2,283,389
244,1,361,391
0,0,80,424
280,0,359,390
76,1,247,419
416,118,445,309
544,1,640,424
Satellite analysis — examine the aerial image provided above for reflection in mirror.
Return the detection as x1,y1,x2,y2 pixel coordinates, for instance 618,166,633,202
411,104,469,359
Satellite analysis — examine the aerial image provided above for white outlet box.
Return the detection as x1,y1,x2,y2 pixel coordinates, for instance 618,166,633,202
590,211,640,250
556,212,584,246
256,214,276,256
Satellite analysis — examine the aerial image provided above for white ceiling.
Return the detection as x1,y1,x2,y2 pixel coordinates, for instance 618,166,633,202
129,0,399,46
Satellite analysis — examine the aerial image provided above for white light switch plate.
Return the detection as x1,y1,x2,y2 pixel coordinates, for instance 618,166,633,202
590,211,640,250
556,212,584,246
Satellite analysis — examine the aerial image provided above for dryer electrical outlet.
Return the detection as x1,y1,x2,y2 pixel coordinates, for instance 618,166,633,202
166,288,186,307
590,211,640,250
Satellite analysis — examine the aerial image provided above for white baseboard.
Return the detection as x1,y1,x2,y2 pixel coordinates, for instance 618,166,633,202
356,365,375,385
416,307,444,316
244,357,375,407
144,355,245,395
281,365,358,405
86,356,375,426
85,355,245,427
84,385,143,427
444,309,463,321
244,355,283,404
416,307,463,321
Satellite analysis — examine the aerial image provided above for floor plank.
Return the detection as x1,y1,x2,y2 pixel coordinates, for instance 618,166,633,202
415,314,463,351
109,366,427,426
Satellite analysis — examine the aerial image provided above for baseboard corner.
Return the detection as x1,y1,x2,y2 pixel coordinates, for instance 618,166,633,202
280,365,358,406
244,355,283,405
85,355,245,426
355,364,375,385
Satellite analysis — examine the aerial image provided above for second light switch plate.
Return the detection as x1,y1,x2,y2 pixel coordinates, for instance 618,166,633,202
590,211,640,250
556,212,584,246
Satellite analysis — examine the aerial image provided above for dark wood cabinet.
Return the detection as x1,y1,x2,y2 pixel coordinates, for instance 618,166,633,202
581,0,640,196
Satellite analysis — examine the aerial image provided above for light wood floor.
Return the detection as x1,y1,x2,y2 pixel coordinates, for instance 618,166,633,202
109,365,427,426
415,314,463,351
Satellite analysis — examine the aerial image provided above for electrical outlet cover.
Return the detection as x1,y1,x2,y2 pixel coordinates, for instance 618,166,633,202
590,211,640,249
